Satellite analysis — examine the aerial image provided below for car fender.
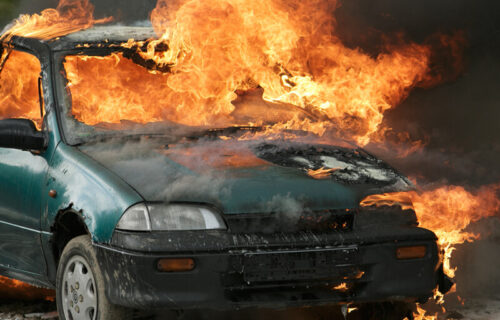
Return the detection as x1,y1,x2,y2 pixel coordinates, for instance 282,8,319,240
42,143,144,243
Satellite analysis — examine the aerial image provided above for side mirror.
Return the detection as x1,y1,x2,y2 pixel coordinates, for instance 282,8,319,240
0,119,45,151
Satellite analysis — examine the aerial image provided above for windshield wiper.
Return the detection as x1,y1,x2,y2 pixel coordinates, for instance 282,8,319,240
186,126,263,139
74,133,176,146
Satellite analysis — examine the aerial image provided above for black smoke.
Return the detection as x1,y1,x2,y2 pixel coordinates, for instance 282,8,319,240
333,0,500,186
334,0,500,303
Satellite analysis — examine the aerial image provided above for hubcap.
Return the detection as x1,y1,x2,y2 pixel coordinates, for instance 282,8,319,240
62,255,97,320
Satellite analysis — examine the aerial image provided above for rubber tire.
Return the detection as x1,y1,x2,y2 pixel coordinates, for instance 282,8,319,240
56,235,131,320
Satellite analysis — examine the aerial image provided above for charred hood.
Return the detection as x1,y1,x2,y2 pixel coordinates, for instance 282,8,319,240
78,137,413,214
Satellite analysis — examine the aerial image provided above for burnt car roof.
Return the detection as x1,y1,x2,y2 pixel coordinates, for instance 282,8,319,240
60,26,156,43
2,25,157,53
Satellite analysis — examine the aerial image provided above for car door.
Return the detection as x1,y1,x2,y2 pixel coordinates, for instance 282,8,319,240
0,48,49,275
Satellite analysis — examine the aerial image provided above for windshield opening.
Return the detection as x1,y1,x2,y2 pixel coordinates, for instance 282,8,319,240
55,49,345,147
56,50,185,145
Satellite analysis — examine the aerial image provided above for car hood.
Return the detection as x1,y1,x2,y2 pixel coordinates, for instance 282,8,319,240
78,138,412,214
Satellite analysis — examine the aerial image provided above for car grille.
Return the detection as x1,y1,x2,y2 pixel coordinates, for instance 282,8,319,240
242,246,360,283
225,209,356,233
222,246,365,303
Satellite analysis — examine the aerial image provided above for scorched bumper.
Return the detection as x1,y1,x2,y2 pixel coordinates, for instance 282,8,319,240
94,228,444,310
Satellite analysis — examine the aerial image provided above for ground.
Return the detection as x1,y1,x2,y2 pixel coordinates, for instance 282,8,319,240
2,298,500,320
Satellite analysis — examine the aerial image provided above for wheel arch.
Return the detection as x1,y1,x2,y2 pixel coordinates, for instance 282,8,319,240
51,208,90,265
44,207,91,284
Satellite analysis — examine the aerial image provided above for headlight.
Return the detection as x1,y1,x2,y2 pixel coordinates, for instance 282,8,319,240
115,203,151,231
116,203,226,231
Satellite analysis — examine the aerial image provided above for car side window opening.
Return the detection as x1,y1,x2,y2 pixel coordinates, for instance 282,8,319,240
0,48,43,129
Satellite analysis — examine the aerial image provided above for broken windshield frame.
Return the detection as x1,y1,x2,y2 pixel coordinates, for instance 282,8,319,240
54,49,309,146
54,48,354,149
54,48,193,146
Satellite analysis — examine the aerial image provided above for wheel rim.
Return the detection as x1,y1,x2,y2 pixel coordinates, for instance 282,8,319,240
61,255,98,320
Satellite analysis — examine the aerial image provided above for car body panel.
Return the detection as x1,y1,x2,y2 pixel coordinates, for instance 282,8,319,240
79,138,411,216
0,30,448,307
0,147,49,274
43,143,143,242
80,142,359,214
0,43,57,277
95,236,439,309
0,36,144,245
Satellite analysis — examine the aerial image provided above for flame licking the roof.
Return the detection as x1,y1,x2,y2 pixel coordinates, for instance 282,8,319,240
122,0,449,146
1,0,463,148
1,0,111,41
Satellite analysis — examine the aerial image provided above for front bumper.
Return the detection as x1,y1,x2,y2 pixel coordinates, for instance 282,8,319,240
94,227,442,310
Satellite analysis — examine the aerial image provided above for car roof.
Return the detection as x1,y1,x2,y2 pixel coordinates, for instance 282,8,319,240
3,25,158,53
60,26,157,44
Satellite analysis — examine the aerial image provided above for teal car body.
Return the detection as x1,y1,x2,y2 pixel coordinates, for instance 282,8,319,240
0,27,448,313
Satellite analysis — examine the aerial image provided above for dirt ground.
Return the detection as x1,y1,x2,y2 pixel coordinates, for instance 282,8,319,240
2,298,500,320
0,300,57,320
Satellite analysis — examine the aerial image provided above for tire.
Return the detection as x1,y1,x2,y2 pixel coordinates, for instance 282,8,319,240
56,235,131,320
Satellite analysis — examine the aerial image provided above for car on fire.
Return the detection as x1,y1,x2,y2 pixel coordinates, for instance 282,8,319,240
0,26,451,320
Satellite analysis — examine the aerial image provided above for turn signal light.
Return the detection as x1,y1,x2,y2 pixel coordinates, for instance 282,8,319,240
157,258,195,272
396,246,427,260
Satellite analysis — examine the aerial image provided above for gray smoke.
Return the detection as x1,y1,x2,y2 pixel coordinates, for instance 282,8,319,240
79,136,235,203
259,193,307,224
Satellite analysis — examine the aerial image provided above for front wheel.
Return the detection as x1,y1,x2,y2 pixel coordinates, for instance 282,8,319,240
56,235,130,320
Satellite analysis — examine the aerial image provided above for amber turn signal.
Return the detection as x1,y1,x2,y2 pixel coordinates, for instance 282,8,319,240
396,246,427,260
157,258,195,272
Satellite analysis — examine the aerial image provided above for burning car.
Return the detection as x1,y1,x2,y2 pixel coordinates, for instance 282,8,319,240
0,26,450,320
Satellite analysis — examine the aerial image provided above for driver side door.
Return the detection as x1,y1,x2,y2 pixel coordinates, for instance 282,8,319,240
0,48,49,276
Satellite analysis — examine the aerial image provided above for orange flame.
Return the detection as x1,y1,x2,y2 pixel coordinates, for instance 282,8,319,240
360,192,414,211
307,167,337,179
360,185,500,278
119,0,438,145
64,53,169,125
0,276,54,301
332,282,349,292
51,0,460,146
411,184,500,278
406,305,438,320
2,0,111,41
0,50,42,126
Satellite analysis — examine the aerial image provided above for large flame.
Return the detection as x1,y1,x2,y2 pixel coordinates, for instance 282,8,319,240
64,53,170,125
1,0,111,41
411,184,500,278
361,185,500,278
117,0,441,145
0,50,42,126
4,0,460,147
